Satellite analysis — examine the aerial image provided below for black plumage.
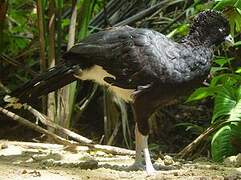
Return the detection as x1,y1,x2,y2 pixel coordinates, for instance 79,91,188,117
9,10,232,174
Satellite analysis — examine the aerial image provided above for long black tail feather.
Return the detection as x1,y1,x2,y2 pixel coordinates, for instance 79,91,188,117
10,63,80,103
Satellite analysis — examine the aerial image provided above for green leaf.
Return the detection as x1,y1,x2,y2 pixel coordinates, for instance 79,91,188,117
186,87,216,102
228,97,241,121
210,75,226,87
214,57,234,67
61,19,70,28
211,67,229,74
236,68,241,73
210,74,241,87
237,7,241,15
234,0,241,9
15,38,28,49
214,0,238,10
78,0,95,40
211,123,241,162
167,24,189,37
227,8,241,34
234,11,241,32
175,122,204,134
212,85,238,123
234,40,241,46
214,2,241,34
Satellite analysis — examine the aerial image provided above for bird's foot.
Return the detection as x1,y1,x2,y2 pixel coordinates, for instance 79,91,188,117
128,161,145,171
146,163,156,176
128,162,156,175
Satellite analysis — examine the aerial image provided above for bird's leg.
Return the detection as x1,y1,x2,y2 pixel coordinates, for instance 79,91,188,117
131,84,158,174
133,123,156,175
134,124,143,165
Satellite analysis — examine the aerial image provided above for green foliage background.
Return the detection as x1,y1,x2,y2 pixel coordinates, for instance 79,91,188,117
188,0,241,162
1,0,241,162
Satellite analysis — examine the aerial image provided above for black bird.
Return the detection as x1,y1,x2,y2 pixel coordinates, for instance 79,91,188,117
9,10,233,174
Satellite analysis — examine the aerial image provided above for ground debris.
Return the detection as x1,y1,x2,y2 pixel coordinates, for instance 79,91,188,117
0,141,241,179
224,154,241,167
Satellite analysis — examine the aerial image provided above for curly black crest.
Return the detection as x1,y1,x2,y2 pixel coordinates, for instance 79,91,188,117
187,10,230,46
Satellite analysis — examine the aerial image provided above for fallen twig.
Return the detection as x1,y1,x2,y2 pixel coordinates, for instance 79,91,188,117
0,140,89,151
0,140,135,155
0,106,77,146
3,94,93,144
90,143,135,155
177,119,240,158
23,103,93,144
0,106,135,155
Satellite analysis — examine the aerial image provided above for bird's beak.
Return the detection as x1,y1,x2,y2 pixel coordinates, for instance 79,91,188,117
224,35,234,47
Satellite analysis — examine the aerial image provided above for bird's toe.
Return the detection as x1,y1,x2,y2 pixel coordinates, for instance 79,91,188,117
128,162,145,171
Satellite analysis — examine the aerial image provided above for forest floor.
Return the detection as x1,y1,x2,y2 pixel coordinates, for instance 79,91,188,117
0,140,240,180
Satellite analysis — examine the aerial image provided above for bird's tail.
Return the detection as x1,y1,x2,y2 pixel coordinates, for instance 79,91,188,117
9,63,80,103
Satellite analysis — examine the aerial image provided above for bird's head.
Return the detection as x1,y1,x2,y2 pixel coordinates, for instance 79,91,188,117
187,10,233,47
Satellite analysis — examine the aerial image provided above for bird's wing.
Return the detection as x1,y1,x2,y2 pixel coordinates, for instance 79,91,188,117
63,26,181,89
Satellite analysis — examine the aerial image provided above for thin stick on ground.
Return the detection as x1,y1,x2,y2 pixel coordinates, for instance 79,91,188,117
0,106,77,146
0,140,89,151
3,95,92,144
177,119,240,158
0,106,135,155
23,103,93,144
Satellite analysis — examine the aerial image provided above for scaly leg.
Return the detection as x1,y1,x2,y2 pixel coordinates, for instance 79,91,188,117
133,123,156,175
134,124,143,165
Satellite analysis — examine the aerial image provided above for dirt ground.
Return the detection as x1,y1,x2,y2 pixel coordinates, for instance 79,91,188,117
0,141,241,180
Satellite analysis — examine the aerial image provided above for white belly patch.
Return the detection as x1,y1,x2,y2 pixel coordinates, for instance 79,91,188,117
74,65,135,102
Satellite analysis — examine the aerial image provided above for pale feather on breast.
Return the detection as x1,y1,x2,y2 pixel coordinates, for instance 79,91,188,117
74,65,135,102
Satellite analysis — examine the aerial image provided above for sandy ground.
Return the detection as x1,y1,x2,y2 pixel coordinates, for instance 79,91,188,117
0,141,241,180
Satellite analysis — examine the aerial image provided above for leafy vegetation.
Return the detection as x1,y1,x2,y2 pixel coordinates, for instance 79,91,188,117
0,0,241,162
188,0,241,162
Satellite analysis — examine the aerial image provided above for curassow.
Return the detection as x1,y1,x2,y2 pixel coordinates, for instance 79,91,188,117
8,10,233,174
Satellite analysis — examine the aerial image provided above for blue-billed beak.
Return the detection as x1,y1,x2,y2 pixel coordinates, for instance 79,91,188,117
224,34,234,47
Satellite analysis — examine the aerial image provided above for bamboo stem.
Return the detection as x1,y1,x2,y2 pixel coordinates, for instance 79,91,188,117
36,0,47,114
67,0,78,50
56,0,78,132
47,0,57,138
0,0,8,52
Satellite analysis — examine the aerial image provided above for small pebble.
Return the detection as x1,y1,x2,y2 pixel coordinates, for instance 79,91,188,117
22,169,27,174
173,171,178,176
164,155,174,165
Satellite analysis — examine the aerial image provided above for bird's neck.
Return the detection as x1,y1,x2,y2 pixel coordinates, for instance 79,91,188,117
181,31,213,48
